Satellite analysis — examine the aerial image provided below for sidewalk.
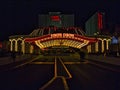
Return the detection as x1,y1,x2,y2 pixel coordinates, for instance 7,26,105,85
86,54,120,66
0,54,32,66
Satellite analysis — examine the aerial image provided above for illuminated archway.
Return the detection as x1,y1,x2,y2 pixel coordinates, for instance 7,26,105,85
35,39,89,49
25,33,98,49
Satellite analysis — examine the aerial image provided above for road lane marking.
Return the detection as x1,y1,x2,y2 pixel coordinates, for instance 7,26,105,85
59,57,72,79
30,61,81,65
39,77,56,90
12,56,40,69
39,57,71,90
54,56,57,77
29,61,88,65
64,61,88,64
59,76,69,90
30,62,54,64
39,76,69,90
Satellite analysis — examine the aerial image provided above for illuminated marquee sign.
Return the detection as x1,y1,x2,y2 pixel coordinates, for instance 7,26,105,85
50,16,60,21
25,33,98,44
51,33,62,38
51,33,74,38
63,33,74,38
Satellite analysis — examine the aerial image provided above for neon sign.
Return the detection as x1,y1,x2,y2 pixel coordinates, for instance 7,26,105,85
98,13,103,30
50,16,60,21
51,33,74,38
63,33,74,38
25,33,98,43
51,33,62,38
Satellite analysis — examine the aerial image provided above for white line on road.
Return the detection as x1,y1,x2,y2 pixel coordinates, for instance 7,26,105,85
59,57,72,79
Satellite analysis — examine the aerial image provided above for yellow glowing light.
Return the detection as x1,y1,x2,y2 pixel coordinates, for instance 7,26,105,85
95,42,98,52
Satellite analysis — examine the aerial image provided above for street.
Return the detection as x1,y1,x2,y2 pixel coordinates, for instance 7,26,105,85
0,55,120,90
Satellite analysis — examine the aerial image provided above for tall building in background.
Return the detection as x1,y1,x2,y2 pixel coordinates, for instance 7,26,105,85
38,12,74,27
85,12,105,36
115,24,120,35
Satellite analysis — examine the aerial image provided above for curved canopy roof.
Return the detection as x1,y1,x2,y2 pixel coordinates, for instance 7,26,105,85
25,27,98,49
29,26,85,36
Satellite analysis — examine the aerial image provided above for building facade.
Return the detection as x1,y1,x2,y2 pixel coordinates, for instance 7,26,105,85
85,12,105,36
9,12,113,55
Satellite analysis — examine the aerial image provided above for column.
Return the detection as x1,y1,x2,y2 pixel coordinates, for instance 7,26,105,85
87,45,91,53
106,40,109,50
9,40,13,51
30,45,34,54
15,40,18,52
95,42,98,52
22,40,25,54
101,40,104,53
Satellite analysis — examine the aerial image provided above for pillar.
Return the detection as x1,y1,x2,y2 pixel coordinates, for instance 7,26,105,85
22,40,25,54
15,40,18,52
106,40,109,50
30,45,34,54
95,42,99,52
101,40,104,53
10,40,13,51
87,45,91,53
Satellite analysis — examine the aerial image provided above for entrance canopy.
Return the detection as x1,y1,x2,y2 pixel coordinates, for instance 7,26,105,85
25,33,98,49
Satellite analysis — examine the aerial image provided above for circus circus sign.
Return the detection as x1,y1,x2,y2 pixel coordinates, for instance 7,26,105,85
25,33,97,43
25,33,98,49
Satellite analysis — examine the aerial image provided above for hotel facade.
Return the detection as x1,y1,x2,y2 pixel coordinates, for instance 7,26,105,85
9,12,118,55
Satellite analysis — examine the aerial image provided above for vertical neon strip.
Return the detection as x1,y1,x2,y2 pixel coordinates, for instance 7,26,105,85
100,13,103,29
98,13,100,30
98,13,103,30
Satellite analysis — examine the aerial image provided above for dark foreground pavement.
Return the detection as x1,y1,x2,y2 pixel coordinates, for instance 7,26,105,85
0,55,120,90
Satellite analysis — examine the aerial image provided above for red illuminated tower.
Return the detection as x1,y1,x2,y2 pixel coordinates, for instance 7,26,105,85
85,12,105,35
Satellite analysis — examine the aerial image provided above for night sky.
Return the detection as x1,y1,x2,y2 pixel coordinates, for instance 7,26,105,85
0,0,120,41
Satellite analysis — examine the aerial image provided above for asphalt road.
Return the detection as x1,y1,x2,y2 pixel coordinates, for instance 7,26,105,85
0,56,120,90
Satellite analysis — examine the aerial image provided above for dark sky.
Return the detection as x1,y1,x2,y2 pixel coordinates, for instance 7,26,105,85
0,0,120,41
